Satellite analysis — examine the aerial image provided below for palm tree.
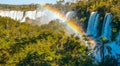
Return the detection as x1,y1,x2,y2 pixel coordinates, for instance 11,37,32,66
93,37,112,65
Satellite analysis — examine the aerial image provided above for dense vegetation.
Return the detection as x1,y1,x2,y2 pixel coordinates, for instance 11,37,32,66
0,16,96,66
0,4,36,11
0,0,120,66
0,16,118,66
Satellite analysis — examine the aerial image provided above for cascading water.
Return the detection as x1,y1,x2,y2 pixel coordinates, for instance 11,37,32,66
0,9,60,24
101,13,112,40
87,12,99,37
116,31,120,44
0,8,120,63
65,10,76,20
87,12,120,63
106,31,120,60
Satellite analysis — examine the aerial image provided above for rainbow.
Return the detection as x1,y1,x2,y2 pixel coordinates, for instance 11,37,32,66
40,5,95,45
42,5,85,35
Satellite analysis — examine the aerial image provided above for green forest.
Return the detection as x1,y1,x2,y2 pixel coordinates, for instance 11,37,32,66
0,4,36,11
0,16,94,66
0,0,120,66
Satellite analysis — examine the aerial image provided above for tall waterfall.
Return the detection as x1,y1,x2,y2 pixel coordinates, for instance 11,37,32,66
87,12,99,37
101,13,112,40
87,12,120,62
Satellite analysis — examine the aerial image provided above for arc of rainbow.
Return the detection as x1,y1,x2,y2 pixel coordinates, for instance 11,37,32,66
40,5,95,46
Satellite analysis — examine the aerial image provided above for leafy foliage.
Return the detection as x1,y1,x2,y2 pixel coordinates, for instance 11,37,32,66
0,16,94,66
0,4,37,11
1,0,120,65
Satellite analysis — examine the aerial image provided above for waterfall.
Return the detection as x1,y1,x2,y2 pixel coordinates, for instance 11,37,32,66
25,10,37,20
116,31,120,42
0,10,59,24
65,11,76,20
0,10,42,22
0,10,24,21
101,13,112,40
88,12,120,62
87,12,99,37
